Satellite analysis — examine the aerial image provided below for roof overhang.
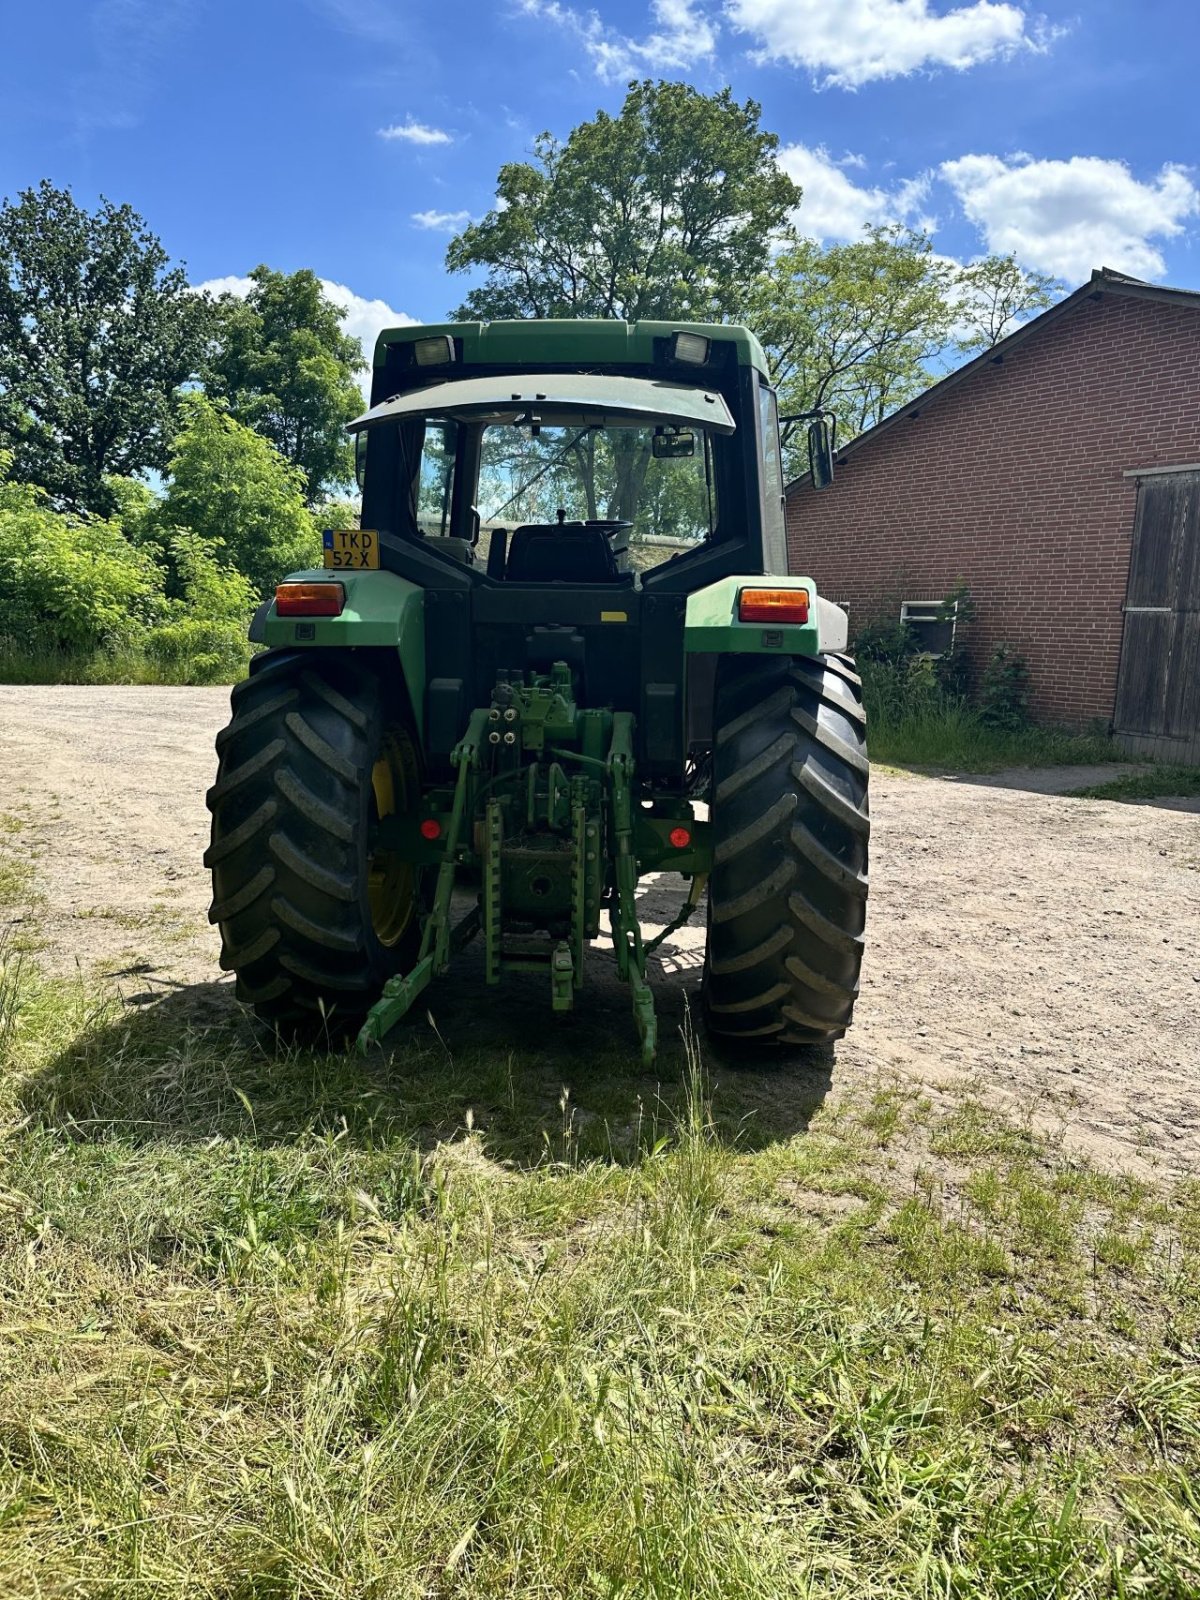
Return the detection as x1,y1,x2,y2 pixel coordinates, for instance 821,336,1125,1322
349,372,736,434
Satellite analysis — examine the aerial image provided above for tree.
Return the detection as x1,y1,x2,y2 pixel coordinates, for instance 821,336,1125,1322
752,226,958,463
953,254,1059,352
446,80,798,323
202,266,364,501
0,181,208,514
153,395,320,597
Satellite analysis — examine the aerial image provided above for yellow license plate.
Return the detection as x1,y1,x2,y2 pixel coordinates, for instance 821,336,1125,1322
322,527,380,570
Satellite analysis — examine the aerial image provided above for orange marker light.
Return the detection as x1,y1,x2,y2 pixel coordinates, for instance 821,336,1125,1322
419,818,442,840
669,826,692,849
737,587,809,625
275,582,345,617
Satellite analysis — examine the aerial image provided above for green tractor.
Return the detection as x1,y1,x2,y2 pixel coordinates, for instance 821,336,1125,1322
205,320,868,1063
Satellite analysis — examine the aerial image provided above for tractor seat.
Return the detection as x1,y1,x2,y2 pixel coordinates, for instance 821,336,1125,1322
504,522,631,585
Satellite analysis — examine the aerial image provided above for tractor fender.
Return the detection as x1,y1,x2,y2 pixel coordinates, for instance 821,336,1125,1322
682,574,847,657
261,568,426,739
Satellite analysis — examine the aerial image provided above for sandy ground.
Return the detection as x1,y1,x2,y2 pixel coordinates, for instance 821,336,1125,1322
1,684,1197,1176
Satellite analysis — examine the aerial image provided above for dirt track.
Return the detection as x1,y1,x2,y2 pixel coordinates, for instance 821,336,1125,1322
1,685,1197,1175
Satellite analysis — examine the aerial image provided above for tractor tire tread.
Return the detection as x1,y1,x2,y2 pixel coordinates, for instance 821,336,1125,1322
207,650,418,1032
704,653,868,1050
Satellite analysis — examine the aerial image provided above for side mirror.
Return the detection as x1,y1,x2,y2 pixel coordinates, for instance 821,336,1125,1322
808,417,834,490
354,429,369,491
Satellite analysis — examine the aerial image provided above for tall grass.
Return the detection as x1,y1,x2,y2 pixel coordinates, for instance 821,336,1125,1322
0,630,251,687
860,657,1121,773
0,939,1198,1596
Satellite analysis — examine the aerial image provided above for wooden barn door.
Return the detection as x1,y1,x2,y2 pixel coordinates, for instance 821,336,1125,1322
1114,471,1200,762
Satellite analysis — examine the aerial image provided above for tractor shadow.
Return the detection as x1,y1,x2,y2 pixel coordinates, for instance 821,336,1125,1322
22,931,833,1169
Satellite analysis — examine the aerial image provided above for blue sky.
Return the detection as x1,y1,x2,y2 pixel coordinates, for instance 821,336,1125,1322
2,0,1198,361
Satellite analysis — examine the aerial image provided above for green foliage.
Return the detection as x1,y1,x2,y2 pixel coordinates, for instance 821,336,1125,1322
142,618,250,684
753,226,956,461
751,229,1063,471
447,80,797,323
953,254,1060,351
978,643,1032,730
202,265,364,500
854,588,1119,770
156,394,321,597
0,448,254,685
0,180,208,513
1067,766,1200,801
0,453,164,654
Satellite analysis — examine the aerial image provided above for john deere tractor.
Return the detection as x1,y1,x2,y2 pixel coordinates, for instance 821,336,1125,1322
205,320,868,1062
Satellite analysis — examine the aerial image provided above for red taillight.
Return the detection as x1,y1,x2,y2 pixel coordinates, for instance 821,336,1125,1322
668,826,692,849
275,582,345,617
738,587,809,625
419,818,442,841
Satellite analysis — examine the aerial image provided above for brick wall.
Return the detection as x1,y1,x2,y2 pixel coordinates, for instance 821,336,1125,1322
785,291,1200,725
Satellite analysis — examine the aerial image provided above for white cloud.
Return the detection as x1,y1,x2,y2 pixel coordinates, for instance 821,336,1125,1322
377,117,452,145
728,0,1037,88
411,208,472,232
518,0,716,81
780,144,931,240
940,153,1200,280
194,275,418,396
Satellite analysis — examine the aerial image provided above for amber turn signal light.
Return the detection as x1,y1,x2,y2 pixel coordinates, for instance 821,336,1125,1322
275,582,346,617
737,587,809,624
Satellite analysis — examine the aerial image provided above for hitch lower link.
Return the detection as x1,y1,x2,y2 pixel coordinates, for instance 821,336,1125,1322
357,708,660,1064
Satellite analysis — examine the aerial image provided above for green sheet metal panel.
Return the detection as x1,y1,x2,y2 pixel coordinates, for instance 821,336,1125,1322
683,574,822,656
263,569,426,736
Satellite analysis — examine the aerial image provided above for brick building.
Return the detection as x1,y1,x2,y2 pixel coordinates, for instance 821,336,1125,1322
785,269,1200,761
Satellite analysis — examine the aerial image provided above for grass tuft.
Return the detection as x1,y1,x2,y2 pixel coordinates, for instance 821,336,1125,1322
1066,765,1200,801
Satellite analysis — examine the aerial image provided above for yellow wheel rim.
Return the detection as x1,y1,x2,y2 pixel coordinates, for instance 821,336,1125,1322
368,729,419,948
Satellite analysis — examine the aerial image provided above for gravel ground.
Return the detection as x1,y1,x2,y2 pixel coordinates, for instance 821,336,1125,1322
1,684,1197,1175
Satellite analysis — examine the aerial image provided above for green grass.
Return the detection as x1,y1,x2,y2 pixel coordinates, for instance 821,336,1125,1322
1,941,1199,1597
1066,766,1200,801
0,641,248,687
867,705,1122,774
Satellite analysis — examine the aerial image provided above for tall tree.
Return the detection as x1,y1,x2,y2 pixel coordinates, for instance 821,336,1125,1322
153,395,320,597
0,181,208,514
202,267,364,502
952,254,1059,352
752,226,958,462
446,80,798,323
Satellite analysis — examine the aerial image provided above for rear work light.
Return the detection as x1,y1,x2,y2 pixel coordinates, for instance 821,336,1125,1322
671,330,710,365
738,587,810,625
413,334,455,366
275,582,345,617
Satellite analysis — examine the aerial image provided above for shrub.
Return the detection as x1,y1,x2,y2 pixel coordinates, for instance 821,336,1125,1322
143,619,251,684
979,644,1032,730
0,456,165,654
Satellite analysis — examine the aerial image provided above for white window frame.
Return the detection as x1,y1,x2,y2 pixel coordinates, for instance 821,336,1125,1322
900,599,957,656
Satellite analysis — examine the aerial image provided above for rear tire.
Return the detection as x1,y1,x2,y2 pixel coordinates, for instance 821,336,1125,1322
704,652,869,1048
205,650,422,1033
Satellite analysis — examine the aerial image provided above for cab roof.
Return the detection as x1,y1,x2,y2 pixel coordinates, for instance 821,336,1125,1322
373,318,771,379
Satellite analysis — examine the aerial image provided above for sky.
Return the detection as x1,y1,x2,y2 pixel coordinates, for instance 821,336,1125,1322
2,0,1198,365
